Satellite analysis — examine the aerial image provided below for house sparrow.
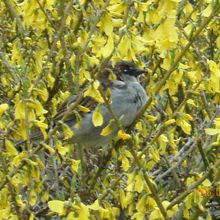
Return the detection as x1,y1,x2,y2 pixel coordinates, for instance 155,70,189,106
58,60,148,147
23,61,147,148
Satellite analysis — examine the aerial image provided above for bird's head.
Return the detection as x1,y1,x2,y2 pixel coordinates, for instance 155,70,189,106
114,61,146,77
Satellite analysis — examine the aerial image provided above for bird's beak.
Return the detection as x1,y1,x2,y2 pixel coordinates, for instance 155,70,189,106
135,68,146,76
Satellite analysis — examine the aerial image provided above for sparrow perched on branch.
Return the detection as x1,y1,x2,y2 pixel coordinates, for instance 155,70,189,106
26,61,147,148
57,60,148,147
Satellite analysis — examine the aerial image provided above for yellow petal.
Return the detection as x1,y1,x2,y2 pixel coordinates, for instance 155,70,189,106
78,105,90,113
56,142,69,156
149,209,162,220
33,120,48,139
107,3,125,16
198,203,205,212
149,147,160,162
145,114,157,122
92,108,103,127
60,122,74,140
134,174,144,193
164,119,176,126
87,200,100,211
5,140,18,156
46,73,55,88
0,103,9,116
176,118,192,135
118,36,131,57
71,159,80,173
217,35,220,48
84,86,104,103
93,80,100,89
76,203,90,219
99,14,113,36
29,189,37,206
186,99,197,107
33,120,48,129
202,4,212,17
42,143,55,155
33,84,48,102
48,200,65,215
15,100,25,119
153,17,178,51
121,155,130,171
18,121,28,140
101,36,114,58
118,130,131,140
12,152,28,167
100,123,112,136
33,100,48,116
158,134,168,154
184,113,193,121
205,128,220,135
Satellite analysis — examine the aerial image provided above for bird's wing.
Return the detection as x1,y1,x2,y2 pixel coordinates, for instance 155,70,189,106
53,94,98,122
53,65,126,123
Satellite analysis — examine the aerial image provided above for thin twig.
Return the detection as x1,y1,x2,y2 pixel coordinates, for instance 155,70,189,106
2,0,24,36
129,142,170,220
0,144,42,190
0,51,20,84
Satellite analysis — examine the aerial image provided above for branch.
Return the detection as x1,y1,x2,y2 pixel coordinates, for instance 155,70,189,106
2,0,24,36
0,51,20,85
129,142,170,220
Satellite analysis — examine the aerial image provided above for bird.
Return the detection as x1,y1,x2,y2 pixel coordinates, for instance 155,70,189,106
58,60,148,147
20,61,147,148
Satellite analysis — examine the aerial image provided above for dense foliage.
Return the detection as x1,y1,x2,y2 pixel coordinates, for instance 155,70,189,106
0,0,220,219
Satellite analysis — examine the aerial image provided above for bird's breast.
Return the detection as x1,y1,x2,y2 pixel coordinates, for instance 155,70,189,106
71,81,147,147
129,83,147,109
